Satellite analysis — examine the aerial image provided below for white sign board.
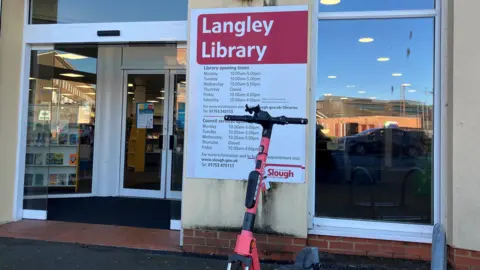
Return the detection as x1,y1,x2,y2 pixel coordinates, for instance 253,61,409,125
136,103,154,129
186,6,309,183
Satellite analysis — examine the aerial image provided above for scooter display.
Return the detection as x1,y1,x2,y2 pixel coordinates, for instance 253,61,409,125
224,105,316,270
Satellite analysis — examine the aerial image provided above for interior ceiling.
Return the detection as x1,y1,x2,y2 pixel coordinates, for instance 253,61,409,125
55,45,98,59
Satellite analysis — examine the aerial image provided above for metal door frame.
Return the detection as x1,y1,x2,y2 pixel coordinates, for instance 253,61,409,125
165,70,186,200
119,69,170,198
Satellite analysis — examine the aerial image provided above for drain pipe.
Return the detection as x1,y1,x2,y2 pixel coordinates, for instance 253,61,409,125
431,223,447,270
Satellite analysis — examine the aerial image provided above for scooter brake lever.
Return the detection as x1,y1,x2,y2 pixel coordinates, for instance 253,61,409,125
245,104,261,115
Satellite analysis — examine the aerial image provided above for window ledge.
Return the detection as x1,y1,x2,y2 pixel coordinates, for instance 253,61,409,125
309,218,433,244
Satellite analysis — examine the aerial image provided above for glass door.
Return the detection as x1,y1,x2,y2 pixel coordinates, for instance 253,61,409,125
120,70,169,198
166,71,186,199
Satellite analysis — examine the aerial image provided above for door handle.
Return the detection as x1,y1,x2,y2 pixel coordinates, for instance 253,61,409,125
169,135,174,150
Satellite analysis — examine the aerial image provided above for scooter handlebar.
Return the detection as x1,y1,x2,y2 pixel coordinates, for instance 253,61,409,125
224,115,255,122
224,115,308,125
280,117,308,125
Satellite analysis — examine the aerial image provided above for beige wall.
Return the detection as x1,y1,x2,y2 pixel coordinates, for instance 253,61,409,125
0,0,25,223
450,0,480,252
182,0,312,238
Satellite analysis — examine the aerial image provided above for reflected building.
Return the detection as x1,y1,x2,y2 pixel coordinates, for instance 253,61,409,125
316,96,433,138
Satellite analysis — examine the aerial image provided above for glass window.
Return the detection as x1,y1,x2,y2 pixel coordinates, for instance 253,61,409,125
24,45,97,201
319,0,434,12
315,18,434,225
30,0,188,24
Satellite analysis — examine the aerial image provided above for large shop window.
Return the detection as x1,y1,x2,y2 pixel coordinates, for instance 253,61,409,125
314,18,435,225
24,45,97,201
30,0,188,24
319,0,434,12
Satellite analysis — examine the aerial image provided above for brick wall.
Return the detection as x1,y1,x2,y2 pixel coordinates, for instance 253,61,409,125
183,229,480,269
182,229,306,261
449,246,480,270
307,235,431,261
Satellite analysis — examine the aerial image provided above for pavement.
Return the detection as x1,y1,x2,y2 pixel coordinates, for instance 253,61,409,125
0,237,433,270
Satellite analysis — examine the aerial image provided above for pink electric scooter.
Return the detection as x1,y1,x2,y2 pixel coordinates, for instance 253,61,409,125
224,105,315,270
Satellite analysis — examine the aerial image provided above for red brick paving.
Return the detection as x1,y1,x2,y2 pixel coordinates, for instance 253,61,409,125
0,220,181,251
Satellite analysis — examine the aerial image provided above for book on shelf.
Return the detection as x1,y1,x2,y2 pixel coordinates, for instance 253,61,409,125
69,134,78,145
24,174,34,186
69,154,78,165
34,153,43,165
48,174,68,186
68,174,77,185
58,133,68,145
57,174,67,185
34,174,44,186
49,174,57,185
46,153,64,165
25,153,34,165
26,153,43,165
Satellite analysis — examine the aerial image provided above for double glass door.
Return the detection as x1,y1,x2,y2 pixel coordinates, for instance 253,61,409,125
120,70,185,199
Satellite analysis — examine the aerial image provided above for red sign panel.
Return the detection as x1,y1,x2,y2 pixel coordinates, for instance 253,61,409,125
196,11,308,65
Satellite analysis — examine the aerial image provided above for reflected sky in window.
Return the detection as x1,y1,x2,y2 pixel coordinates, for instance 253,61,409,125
319,0,434,12
317,18,434,105
31,0,188,24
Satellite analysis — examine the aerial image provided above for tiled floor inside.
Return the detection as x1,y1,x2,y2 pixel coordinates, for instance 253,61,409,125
0,220,181,251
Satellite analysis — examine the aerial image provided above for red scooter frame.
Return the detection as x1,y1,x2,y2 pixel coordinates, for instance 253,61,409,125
224,105,308,270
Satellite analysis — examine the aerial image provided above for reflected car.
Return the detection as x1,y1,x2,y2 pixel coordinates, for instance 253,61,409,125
337,128,428,158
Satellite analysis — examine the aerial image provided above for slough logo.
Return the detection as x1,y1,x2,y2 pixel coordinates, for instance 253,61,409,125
267,168,294,179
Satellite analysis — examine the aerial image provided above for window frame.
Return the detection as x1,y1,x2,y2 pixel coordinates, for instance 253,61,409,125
308,0,444,243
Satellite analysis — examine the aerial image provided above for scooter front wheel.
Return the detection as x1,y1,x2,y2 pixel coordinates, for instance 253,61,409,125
227,261,246,270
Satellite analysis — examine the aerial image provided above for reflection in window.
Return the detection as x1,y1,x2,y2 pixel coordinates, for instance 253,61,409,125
25,46,97,200
30,0,188,24
315,19,434,224
319,0,434,12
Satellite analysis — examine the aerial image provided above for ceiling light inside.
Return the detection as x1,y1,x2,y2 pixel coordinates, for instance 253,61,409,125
86,92,96,95
60,73,84,78
128,83,134,87
392,73,402,77
29,77,36,80
327,76,337,79
146,100,159,103
377,57,390,62
320,0,341,5
156,97,164,100
78,85,95,88
128,92,134,95
359,37,374,43
62,93,74,96
57,53,87,60
43,87,57,90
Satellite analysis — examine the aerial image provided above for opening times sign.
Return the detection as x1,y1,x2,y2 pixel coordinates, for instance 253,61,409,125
186,6,308,183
